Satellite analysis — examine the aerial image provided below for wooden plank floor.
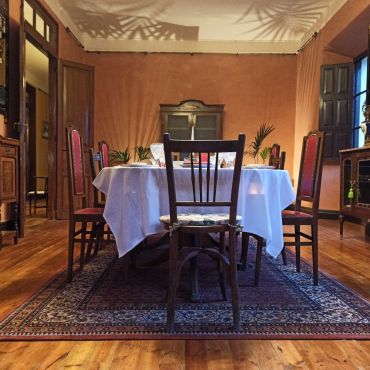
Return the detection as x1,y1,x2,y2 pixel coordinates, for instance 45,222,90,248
0,217,369,369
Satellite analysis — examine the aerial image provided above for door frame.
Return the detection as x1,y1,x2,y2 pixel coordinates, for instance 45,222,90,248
18,0,59,236
56,59,94,219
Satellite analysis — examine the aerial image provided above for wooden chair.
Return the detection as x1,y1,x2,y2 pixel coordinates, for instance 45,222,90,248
161,133,245,332
88,148,104,207
242,131,325,287
98,140,110,169
239,143,285,282
281,130,325,286
66,127,106,282
269,143,286,170
27,176,48,216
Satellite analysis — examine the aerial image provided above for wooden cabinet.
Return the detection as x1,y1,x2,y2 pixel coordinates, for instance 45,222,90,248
0,136,19,247
160,100,223,140
339,147,370,240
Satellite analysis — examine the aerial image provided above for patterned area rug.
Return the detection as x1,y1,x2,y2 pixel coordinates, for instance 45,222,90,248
0,241,369,340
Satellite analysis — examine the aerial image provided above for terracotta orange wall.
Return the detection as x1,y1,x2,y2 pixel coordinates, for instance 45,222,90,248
88,53,297,172
295,1,370,211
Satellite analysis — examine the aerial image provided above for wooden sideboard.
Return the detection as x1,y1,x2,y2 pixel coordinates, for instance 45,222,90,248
0,135,19,247
160,100,223,140
339,146,370,240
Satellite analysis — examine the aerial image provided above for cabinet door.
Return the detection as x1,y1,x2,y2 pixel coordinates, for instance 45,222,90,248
341,157,353,209
164,113,192,139
356,157,370,207
194,113,221,140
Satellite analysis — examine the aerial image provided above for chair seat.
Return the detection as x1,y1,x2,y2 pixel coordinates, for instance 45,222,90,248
74,207,105,222
160,213,242,226
282,209,313,224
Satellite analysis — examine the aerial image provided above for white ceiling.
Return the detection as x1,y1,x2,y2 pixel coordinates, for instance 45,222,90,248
46,0,348,54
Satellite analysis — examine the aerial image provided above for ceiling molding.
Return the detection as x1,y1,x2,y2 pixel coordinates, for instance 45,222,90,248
46,0,86,48
298,0,348,50
84,39,299,54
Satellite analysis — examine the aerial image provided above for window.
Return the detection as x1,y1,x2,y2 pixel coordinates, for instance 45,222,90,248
352,55,368,148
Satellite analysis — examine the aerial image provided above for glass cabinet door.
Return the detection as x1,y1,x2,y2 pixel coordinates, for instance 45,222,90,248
342,158,352,207
357,158,370,206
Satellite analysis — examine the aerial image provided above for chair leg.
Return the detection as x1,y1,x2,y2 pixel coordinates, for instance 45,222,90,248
86,222,97,261
312,223,319,286
219,232,227,301
29,196,32,216
79,222,87,269
67,220,76,282
254,236,263,287
295,225,301,272
281,246,287,265
240,232,249,271
228,230,240,331
167,230,179,332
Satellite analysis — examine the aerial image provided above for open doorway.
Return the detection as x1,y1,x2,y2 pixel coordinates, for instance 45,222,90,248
25,40,49,224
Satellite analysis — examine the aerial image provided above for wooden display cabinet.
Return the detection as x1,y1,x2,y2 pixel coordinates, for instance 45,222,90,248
0,135,19,247
160,100,223,141
339,147,370,240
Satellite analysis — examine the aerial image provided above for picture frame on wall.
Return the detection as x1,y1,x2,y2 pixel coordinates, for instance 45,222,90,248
42,121,48,139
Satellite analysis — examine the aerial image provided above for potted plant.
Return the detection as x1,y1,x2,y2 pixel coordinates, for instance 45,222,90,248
245,123,275,164
135,145,151,162
110,147,131,165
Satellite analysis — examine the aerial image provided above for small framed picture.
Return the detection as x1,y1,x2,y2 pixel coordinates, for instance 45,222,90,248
42,121,48,139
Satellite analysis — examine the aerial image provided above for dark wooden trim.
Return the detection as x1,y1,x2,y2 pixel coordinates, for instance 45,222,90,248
47,56,57,219
57,59,94,218
23,0,58,57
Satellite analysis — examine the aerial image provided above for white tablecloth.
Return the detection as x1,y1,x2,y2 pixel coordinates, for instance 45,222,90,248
93,166,295,259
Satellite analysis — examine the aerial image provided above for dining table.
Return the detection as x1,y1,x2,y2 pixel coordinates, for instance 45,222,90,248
93,165,295,259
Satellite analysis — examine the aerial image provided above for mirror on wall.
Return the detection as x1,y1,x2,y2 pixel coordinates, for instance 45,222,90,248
0,0,7,119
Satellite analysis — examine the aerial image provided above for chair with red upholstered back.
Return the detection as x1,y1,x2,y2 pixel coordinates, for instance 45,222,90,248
66,127,106,282
98,141,110,170
281,130,325,285
269,143,286,170
241,131,324,287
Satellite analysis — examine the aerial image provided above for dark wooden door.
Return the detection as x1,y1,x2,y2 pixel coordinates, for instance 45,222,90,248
319,63,353,160
57,60,94,219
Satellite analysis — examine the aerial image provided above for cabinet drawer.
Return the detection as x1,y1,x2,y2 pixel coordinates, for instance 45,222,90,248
0,146,16,157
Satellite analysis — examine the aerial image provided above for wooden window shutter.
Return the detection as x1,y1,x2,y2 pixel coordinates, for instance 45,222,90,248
319,63,353,161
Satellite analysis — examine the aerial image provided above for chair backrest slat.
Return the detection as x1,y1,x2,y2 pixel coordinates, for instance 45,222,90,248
163,133,245,225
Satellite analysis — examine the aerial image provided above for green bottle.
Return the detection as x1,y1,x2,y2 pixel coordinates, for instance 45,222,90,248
348,188,354,199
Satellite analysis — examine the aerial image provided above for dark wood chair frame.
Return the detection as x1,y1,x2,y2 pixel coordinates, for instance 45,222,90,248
242,131,325,287
281,130,325,286
240,142,285,284
88,148,105,207
66,127,106,282
269,143,286,170
163,133,245,332
27,176,48,216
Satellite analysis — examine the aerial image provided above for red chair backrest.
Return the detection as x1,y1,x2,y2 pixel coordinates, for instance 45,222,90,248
99,141,110,168
66,127,88,214
296,131,325,211
70,129,85,195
